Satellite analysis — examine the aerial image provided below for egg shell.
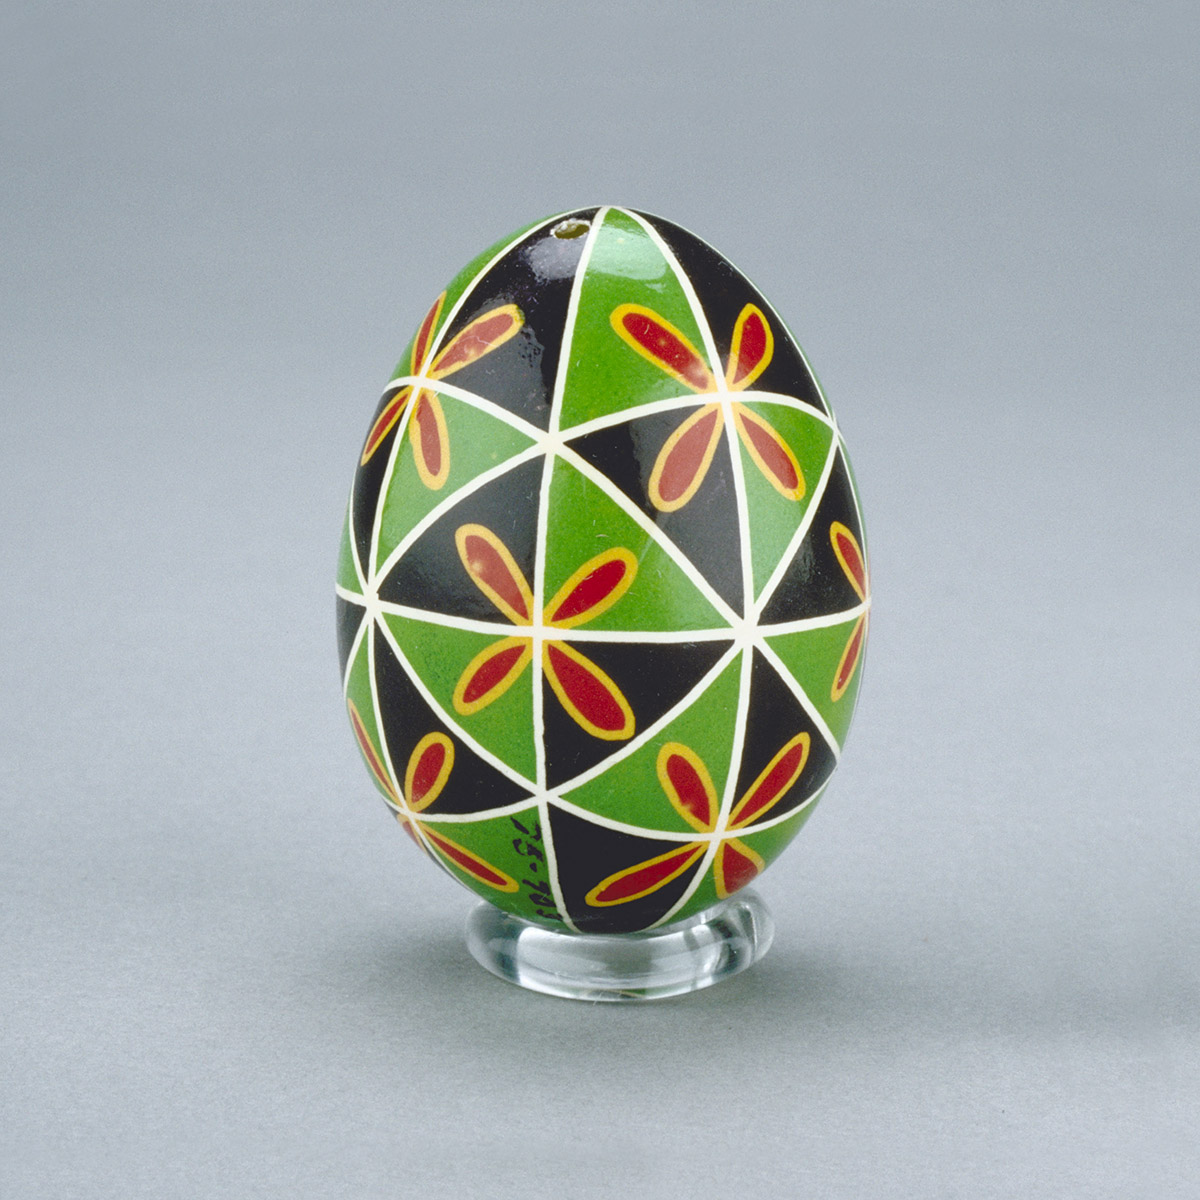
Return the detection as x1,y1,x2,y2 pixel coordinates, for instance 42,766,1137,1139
337,207,869,934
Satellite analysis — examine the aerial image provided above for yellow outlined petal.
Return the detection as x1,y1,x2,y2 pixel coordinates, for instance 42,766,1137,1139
361,387,411,466
422,826,519,893
584,842,706,907
647,402,724,512
429,303,523,378
347,699,400,804
403,732,455,813
411,390,450,490
610,303,717,393
454,524,534,625
452,636,532,715
656,742,718,833
830,521,868,602
411,291,446,374
543,548,638,629
831,613,867,702
714,838,765,899
732,403,805,501
730,732,810,829
725,303,774,390
543,641,635,741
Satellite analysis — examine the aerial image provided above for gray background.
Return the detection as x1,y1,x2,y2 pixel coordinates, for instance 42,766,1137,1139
3,2,1197,1196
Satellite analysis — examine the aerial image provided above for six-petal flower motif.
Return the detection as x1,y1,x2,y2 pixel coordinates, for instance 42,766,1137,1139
611,302,806,512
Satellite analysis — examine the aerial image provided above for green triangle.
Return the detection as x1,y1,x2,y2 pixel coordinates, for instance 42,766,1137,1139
559,208,715,429
336,504,363,593
559,652,742,833
387,215,549,382
345,622,396,800
736,401,835,600
373,392,535,576
381,612,536,781
765,617,867,747
544,458,727,632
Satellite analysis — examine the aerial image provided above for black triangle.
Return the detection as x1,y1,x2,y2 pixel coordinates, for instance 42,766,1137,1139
372,622,533,814
336,595,366,678
760,447,865,624
350,383,406,579
432,208,600,430
543,638,732,789
377,456,543,621
567,411,744,615
634,211,829,417
547,804,704,934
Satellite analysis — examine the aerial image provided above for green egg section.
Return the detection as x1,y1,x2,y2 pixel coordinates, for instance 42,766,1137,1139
544,458,726,632
680,793,825,916
559,208,714,429
418,805,563,924
379,613,537,782
735,401,836,600
559,652,742,832
373,393,535,576
764,616,866,748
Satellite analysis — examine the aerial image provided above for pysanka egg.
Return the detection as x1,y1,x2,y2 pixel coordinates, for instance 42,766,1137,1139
336,207,869,935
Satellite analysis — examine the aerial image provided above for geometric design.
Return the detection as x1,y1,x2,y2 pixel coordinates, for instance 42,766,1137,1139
337,206,869,933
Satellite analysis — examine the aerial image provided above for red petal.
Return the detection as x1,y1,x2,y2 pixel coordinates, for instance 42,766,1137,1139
411,390,449,489
611,304,715,392
455,525,533,625
657,743,717,832
411,292,445,374
725,304,774,390
714,839,763,898
648,403,723,512
832,614,866,702
543,642,634,740
830,521,867,600
423,827,519,893
734,405,804,500
430,304,523,377
347,699,399,803
360,387,410,466
453,637,531,715
730,733,810,829
585,843,706,906
544,549,637,628
404,732,454,812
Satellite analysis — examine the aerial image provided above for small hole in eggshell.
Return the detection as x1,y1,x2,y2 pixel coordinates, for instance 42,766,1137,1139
551,218,590,239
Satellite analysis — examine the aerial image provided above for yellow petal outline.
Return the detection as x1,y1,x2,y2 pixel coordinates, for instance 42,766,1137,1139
543,548,638,629
422,826,519,893
730,732,810,829
725,303,774,390
347,699,400,804
411,389,450,490
410,291,446,374
647,402,724,513
584,842,706,907
452,636,532,716
542,641,635,741
714,838,765,899
454,524,534,626
360,386,411,466
830,521,868,602
656,742,718,833
610,303,717,393
732,403,805,502
403,732,455,813
428,303,524,378
831,613,867,702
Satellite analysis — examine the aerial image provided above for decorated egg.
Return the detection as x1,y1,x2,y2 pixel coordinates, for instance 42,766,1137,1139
336,207,869,936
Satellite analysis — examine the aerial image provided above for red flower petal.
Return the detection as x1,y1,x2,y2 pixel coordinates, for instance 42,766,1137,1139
544,549,637,628
830,521,867,601
347,698,400,803
411,390,450,489
454,525,533,625
733,404,805,501
725,304,774,390
610,304,716,393
714,838,764,898
730,732,810,829
648,402,723,512
832,614,866,702
429,304,523,377
453,637,532,715
404,732,455,812
422,826,519,893
410,292,445,374
656,743,718,832
585,842,706,906
360,387,410,466
543,642,635,741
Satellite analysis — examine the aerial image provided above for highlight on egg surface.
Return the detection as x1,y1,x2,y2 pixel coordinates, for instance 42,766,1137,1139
336,207,869,934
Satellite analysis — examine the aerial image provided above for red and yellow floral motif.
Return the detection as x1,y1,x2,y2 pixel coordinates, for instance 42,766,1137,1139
610,303,804,511
347,700,518,892
361,293,524,486
829,521,868,702
452,525,638,741
585,733,811,907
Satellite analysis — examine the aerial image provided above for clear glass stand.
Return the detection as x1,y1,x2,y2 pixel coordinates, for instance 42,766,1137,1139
465,890,774,1002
